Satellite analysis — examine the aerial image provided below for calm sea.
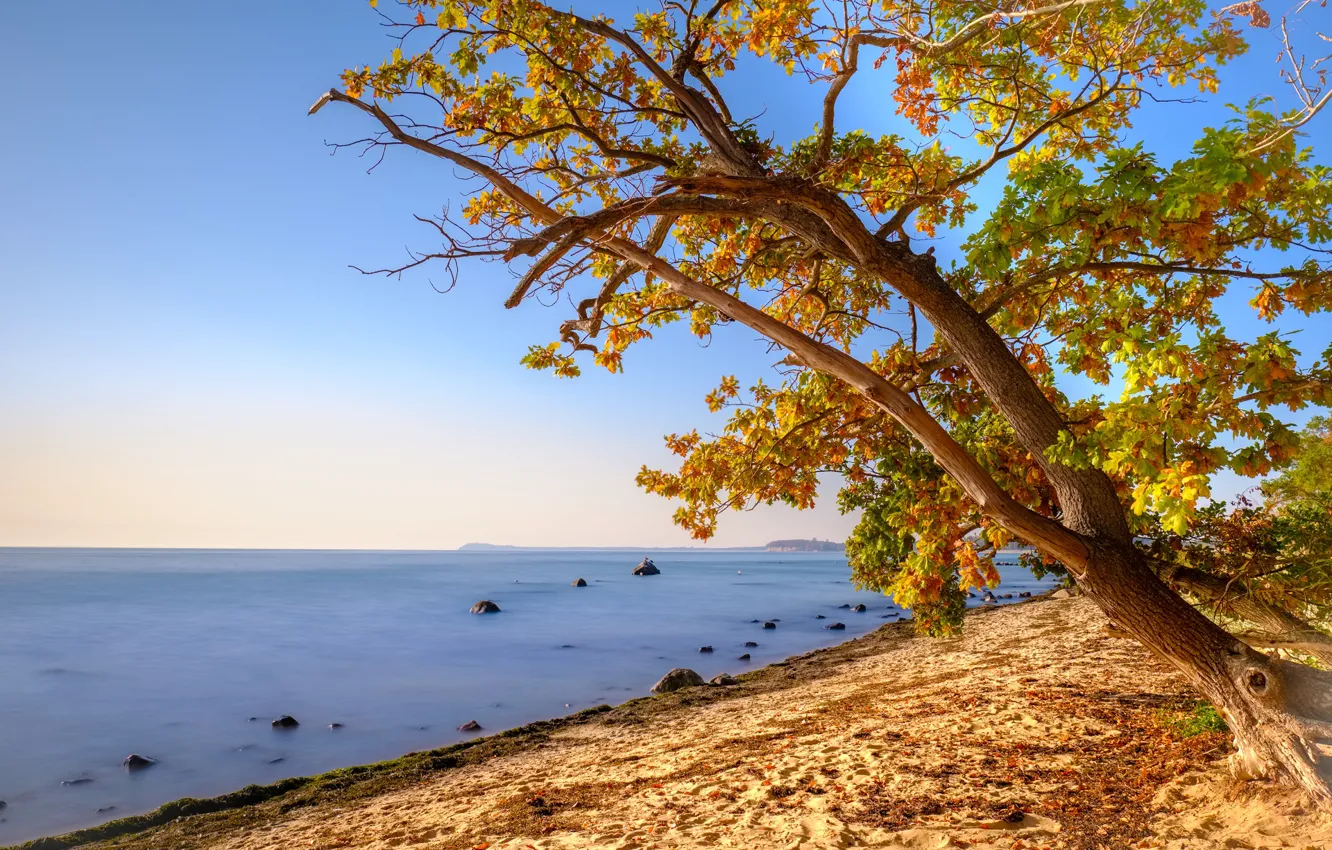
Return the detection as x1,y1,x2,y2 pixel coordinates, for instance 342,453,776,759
0,547,1054,844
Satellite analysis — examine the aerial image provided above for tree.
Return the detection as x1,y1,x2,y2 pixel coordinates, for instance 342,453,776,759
312,0,1332,799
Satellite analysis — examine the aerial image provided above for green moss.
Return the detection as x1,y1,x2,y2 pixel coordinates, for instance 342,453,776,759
1163,701,1228,738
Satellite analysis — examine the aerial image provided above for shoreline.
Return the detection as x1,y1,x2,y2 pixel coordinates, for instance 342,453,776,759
8,594,1328,849
3,599,937,850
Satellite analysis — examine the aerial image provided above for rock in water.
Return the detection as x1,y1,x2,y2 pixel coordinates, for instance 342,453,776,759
837,604,851,609
737,653,751,661
1019,591,1032,598
122,754,156,770
710,674,738,686
651,668,704,693
851,604,867,612
61,778,94,786
698,646,713,653
744,641,758,647
572,578,588,587
816,614,826,619
825,622,846,630
458,720,483,732
470,600,501,614
762,621,776,629
631,558,660,576
272,715,299,729
0,801,7,811
329,723,344,729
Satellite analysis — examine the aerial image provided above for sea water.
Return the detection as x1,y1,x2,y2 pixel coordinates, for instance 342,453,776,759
0,547,1055,843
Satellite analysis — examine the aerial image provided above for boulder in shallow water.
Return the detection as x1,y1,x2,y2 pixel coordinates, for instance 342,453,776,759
572,577,588,587
96,806,115,814
329,723,344,729
710,674,738,686
744,641,758,647
698,646,713,653
1001,593,1013,599
458,720,483,732
631,558,660,576
762,621,776,629
816,614,826,619
1019,591,1032,598
851,603,867,612
825,622,846,630
470,600,501,614
61,778,94,786
267,757,285,765
737,653,751,661
0,800,7,811
837,604,851,609
651,668,704,693
272,715,299,729
122,754,156,770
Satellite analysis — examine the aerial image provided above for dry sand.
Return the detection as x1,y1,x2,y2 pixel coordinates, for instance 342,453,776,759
56,597,1332,850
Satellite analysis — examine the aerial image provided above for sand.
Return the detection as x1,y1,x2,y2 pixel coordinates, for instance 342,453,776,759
40,597,1332,850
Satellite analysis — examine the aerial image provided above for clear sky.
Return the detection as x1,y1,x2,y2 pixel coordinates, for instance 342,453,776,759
1,3,1326,549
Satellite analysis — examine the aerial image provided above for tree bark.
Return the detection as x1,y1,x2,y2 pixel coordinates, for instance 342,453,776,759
1170,566,1332,668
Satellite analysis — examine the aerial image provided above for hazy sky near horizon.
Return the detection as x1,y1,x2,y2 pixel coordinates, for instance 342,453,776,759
2,3,1328,549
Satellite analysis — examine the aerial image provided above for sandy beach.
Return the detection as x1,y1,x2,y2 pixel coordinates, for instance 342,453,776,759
17,595,1330,850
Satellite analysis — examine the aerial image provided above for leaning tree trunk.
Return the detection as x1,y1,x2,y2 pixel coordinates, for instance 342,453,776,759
1169,566,1332,668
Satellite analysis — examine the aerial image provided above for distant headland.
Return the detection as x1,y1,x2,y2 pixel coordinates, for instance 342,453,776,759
763,538,845,552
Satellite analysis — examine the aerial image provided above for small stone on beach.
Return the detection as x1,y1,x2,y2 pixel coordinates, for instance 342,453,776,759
651,668,705,693
710,674,738,686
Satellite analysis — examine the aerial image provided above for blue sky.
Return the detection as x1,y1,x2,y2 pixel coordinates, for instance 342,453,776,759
1,2,1326,548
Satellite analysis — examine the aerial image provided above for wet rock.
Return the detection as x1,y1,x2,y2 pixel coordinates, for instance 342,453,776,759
329,723,344,729
572,578,588,587
825,622,847,630
698,646,713,653
1001,593,1013,599
851,604,867,612
0,801,6,811
744,641,758,647
267,757,285,764
651,668,705,693
737,653,751,661
1019,591,1032,598
749,619,760,623
560,644,575,649
815,614,826,619
122,754,156,770
458,720,483,732
470,600,501,614
762,621,776,629
981,591,998,604
96,806,116,814
61,778,94,787
248,717,259,722
272,715,299,729
631,558,660,576
710,674,738,686
837,604,851,609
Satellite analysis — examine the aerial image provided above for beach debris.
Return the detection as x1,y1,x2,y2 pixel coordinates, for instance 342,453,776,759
329,723,344,729
458,720,483,732
470,600,501,614
851,603,867,612
631,558,660,576
763,621,776,629
745,641,758,647
272,715,300,729
825,622,846,630
572,577,588,587
698,645,713,653
651,668,705,693
61,778,94,786
710,673,738,686
738,653,751,661
122,754,156,770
